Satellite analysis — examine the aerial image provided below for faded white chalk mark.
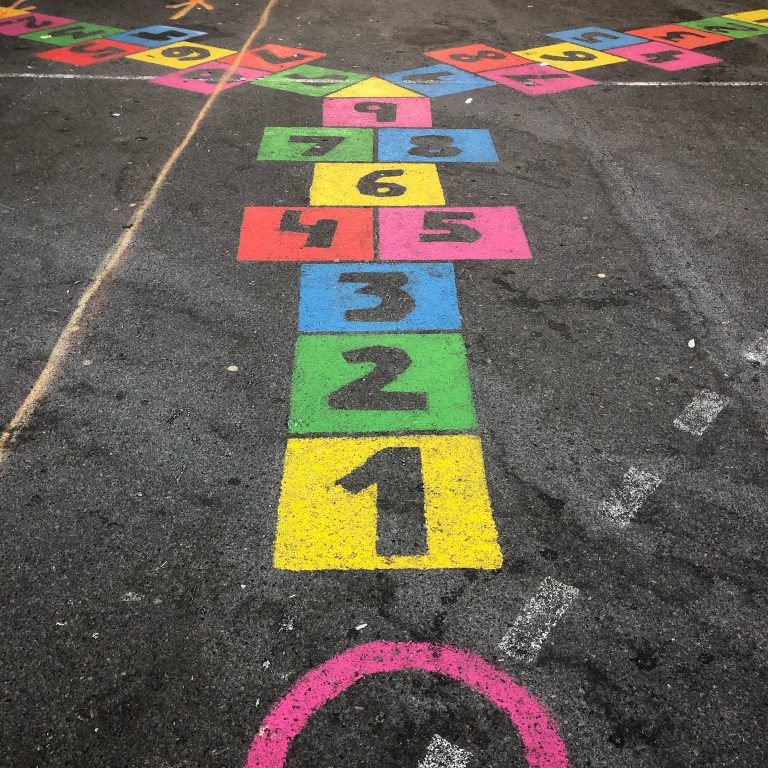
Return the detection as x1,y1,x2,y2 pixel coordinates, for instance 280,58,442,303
606,81,768,87
0,73,155,80
418,735,472,768
498,577,579,663
674,390,729,436
597,467,662,527
743,333,768,366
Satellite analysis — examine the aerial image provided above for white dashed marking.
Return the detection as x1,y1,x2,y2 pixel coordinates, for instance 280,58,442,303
674,390,729,436
597,467,663,527
743,332,768,365
498,577,579,663
417,735,472,768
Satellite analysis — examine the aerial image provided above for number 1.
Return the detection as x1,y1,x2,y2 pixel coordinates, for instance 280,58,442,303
336,447,427,556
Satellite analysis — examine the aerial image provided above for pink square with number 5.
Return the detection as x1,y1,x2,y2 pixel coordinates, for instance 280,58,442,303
607,41,721,71
378,206,532,261
481,63,598,94
151,62,269,94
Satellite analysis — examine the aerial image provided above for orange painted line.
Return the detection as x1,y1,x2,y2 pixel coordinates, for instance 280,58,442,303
0,0,281,465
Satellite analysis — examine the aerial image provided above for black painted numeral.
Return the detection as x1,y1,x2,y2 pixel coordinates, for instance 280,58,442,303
258,50,308,64
357,169,406,197
420,212,480,243
643,49,685,64
660,30,705,42
337,447,427,557
160,46,209,62
279,210,337,247
402,70,453,85
134,29,189,43
540,49,597,62
450,49,506,63
328,346,427,411
339,272,415,322
574,31,619,44
504,71,570,84
288,134,345,157
407,134,462,158
354,101,397,123
70,42,125,59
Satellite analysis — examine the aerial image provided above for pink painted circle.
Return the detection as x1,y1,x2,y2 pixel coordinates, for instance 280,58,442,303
243,641,569,768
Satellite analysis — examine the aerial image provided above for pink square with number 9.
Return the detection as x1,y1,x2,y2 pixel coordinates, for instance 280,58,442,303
151,62,269,94
323,97,432,127
607,41,721,71
378,206,532,261
481,63,598,94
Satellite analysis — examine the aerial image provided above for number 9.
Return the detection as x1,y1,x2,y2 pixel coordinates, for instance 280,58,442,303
161,46,209,62
540,49,596,62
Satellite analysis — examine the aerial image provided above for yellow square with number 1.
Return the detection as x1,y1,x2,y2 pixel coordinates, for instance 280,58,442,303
310,163,445,206
513,42,625,71
128,42,236,69
274,434,503,570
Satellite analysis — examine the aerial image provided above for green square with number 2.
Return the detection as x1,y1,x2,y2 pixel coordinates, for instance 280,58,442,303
252,64,368,97
22,22,123,45
258,127,374,162
289,332,477,435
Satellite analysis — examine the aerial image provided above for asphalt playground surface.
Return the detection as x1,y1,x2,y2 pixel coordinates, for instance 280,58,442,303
1,1,767,766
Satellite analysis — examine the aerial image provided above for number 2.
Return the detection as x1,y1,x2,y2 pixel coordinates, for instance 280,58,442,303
328,346,427,411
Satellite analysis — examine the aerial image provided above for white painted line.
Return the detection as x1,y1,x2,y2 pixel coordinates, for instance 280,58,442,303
743,332,768,365
674,390,729,436
597,467,662,527
498,577,579,663
0,73,155,80
417,735,472,768
0,74,766,86
606,81,768,87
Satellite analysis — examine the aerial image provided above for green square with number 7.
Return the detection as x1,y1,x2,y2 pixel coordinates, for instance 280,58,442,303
289,333,477,434
258,127,374,162
253,64,368,97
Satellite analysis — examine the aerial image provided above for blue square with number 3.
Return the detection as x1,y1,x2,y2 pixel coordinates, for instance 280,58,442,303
299,263,461,333
110,25,206,48
545,26,647,50
382,65,496,98
378,128,498,163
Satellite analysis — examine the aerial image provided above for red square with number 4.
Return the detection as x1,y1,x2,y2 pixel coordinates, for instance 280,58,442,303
237,207,374,262
221,44,326,72
425,44,527,72
36,38,145,66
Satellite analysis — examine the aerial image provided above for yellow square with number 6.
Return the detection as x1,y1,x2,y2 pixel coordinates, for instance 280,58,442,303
310,163,445,206
514,42,625,71
128,42,235,69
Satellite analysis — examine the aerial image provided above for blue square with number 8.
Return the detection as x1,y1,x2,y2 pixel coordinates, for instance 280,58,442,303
299,263,461,333
377,128,498,163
